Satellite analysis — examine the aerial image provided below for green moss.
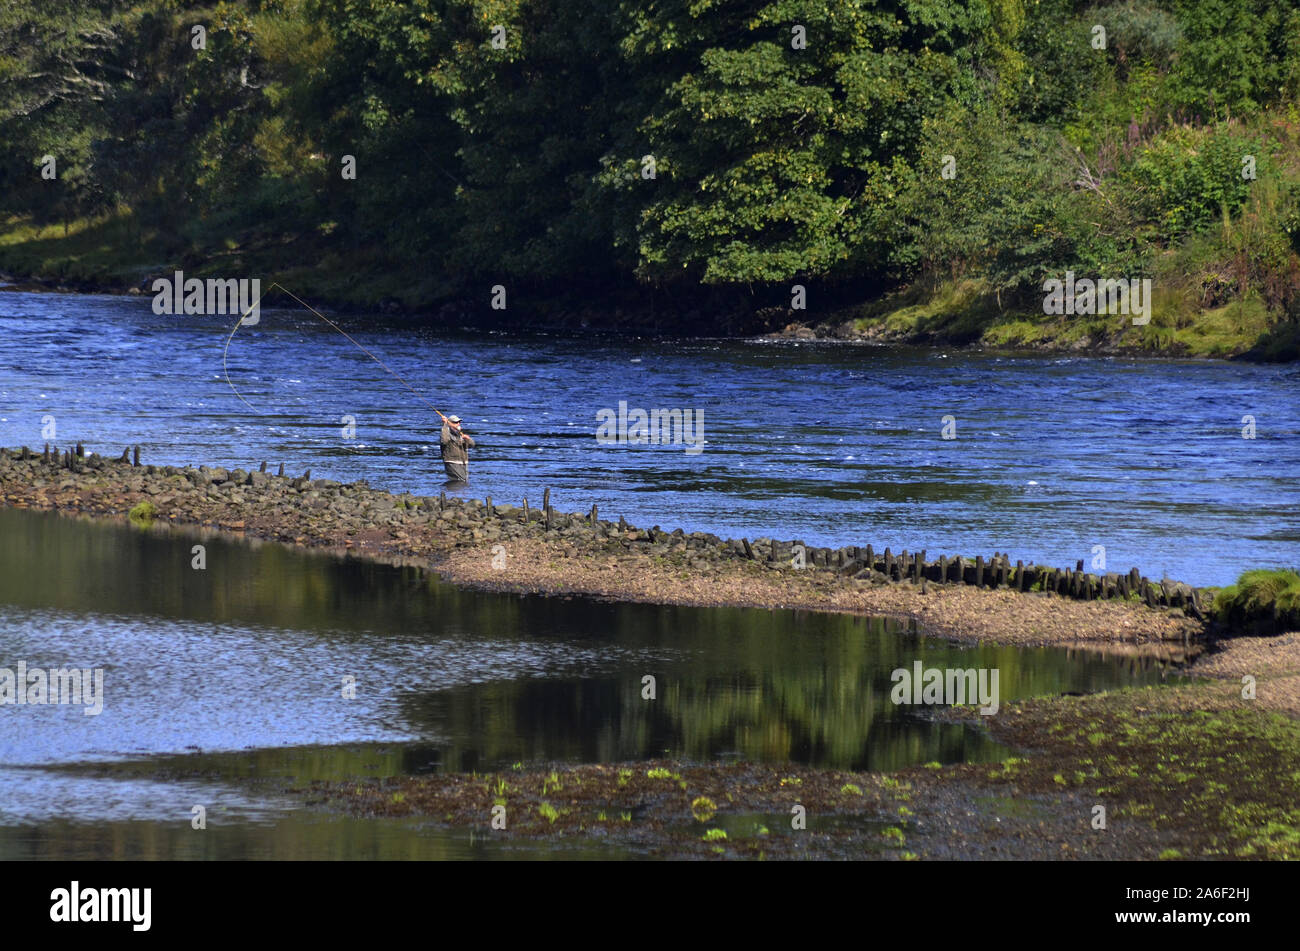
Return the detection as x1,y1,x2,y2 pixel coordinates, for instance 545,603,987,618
127,500,156,525
978,691,1300,859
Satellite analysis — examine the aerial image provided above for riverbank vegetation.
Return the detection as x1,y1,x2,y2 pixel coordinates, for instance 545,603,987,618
1214,568,1300,634
3,0,1300,356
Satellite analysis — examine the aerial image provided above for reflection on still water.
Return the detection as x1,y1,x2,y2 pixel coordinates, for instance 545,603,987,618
0,508,1176,858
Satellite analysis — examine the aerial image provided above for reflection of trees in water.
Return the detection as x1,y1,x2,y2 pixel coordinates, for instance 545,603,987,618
1,508,1169,773
400,611,1168,772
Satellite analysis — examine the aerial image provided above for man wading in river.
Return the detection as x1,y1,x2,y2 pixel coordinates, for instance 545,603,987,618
440,415,475,483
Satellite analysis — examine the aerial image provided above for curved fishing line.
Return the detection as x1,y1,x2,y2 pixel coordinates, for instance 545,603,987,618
222,281,447,422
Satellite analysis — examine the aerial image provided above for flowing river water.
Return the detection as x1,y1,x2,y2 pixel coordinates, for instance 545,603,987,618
0,287,1289,858
1,288,1297,586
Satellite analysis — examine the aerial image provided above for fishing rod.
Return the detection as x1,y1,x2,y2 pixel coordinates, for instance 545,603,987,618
221,281,453,426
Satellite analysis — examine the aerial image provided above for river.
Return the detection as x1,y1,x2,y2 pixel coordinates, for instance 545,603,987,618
2,288,1297,586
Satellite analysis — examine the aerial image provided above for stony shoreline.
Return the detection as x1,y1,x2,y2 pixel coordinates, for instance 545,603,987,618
1,442,1207,652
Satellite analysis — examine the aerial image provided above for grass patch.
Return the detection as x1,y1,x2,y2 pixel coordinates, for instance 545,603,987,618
1214,568,1300,634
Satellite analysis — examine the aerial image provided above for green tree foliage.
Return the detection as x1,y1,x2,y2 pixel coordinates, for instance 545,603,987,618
1,0,1300,334
614,0,987,286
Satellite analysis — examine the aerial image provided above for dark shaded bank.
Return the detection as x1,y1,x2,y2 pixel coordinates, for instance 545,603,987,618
4,260,1297,362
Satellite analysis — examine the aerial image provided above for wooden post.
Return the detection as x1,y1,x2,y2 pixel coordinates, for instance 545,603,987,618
618,515,626,531
975,555,985,588
302,469,311,481
42,444,49,464
523,499,530,522
938,555,947,584
439,490,446,511
742,538,754,560
75,442,84,458
590,504,598,525
132,446,140,467
485,496,493,516
865,545,875,571
259,461,267,473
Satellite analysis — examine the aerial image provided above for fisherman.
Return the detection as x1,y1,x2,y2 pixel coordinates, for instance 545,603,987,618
440,414,475,483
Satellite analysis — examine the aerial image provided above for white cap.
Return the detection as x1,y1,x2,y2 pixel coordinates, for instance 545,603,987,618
447,415,461,423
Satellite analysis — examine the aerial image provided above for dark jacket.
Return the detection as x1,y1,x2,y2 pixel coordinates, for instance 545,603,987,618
440,422,475,464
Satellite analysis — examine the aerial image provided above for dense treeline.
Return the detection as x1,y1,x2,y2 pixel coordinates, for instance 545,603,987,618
2,1,1300,352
